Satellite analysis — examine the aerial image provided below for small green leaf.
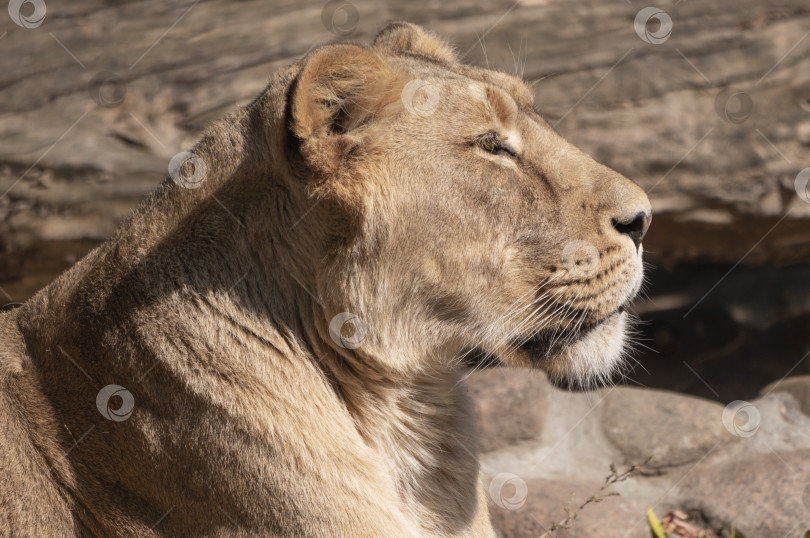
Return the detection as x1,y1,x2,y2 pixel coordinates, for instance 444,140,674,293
803,529,810,538
646,508,666,538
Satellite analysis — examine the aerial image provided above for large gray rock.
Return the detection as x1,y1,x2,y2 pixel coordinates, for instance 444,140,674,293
467,368,549,453
601,387,729,469
680,449,810,537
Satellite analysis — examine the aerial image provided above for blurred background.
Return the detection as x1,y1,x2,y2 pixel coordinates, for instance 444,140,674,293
2,1,809,536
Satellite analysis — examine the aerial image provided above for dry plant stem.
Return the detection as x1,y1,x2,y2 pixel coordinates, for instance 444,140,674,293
538,463,643,538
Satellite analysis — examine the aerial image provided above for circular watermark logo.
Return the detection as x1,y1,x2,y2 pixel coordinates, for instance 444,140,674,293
561,240,601,278
634,7,672,44
88,72,127,108
321,0,359,36
401,79,440,118
169,151,207,189
489,472,527,510
8,0,46,28
96,384,135,422
721,400,760,438
714,88,753,124
328,312,367,349
794,168,810,204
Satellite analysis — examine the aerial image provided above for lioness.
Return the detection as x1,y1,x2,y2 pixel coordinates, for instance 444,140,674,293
0,22,650,537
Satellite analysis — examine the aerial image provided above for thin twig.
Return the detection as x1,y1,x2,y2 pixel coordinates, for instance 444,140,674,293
538,461,646,537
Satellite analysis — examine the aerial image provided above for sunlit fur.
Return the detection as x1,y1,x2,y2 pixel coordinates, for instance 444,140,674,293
0,23,650,537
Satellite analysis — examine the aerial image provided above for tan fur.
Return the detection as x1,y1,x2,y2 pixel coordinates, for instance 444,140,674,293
0,23,650,536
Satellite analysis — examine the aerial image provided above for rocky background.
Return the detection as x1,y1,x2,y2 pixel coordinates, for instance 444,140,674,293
1,0,809,536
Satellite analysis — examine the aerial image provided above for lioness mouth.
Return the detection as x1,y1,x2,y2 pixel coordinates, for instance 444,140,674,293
518,304,627,360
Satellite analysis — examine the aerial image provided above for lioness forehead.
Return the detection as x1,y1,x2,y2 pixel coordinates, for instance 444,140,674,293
453,64,535,110
388,52,535,111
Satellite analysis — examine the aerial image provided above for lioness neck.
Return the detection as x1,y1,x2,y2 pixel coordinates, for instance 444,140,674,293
326,360,484,533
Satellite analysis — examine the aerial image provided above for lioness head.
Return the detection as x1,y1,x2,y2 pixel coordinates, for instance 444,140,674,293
269,22,650,388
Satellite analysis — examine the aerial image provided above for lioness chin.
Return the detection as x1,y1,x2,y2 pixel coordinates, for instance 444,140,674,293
0,22,650,537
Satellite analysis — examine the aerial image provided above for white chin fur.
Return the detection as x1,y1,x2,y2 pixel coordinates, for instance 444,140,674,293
547,312,627,389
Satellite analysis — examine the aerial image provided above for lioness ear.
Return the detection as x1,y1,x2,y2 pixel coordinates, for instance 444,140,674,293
373,21,457,64
290,44,399,180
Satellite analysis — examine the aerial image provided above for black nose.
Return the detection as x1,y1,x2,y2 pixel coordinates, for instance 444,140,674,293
612,211,651,249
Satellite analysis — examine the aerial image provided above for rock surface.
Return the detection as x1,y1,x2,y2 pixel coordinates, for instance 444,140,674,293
487,477,645,538
761,375,810,416
601,387,729,469
470,368,810,537
680,450,810,537
468,368,549,453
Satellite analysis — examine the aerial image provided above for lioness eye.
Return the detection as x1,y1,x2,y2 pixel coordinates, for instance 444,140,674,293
490,146,517,158
477,132,518,159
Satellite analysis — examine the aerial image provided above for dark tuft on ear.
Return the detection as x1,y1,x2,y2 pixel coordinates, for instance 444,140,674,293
373,21,458,64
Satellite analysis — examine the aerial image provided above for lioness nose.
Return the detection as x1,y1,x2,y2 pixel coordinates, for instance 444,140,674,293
611,211,651,249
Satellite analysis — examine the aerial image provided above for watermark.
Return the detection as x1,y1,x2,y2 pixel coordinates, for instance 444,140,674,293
328,312,367,349
169,151,207,189
401,79,440,118
714,87,753,124
8,0,46,28
634,7,672,45
88,72,127,108
721,400,760,438
321,0,359,36
561,240,601,278
96,384,135,422
489,472,528,510
794,168,810,203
